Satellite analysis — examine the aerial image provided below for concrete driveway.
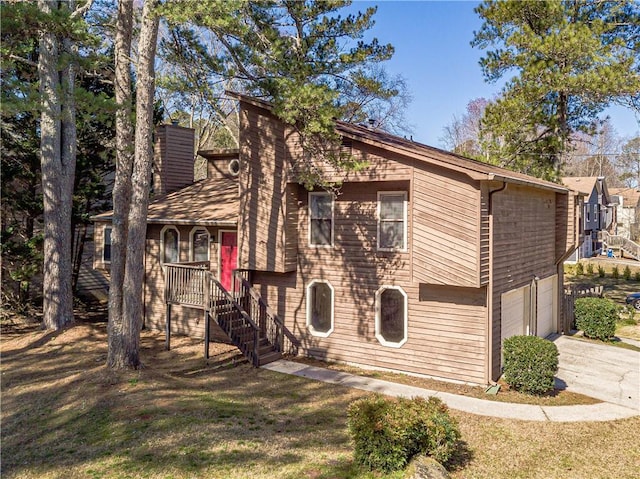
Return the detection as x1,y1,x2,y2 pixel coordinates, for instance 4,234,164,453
552,334,640,411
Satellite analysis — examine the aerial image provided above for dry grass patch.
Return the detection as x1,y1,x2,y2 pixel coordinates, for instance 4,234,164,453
2,316,639,479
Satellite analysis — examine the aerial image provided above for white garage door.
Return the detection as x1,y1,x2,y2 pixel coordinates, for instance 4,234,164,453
536,275,557,338
501,286,528,342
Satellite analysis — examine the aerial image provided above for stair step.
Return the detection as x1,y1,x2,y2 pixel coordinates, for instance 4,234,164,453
258,351,282,366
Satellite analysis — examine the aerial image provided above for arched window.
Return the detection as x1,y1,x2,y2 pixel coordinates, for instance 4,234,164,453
306,280,334,337
161,226,179,264
190,227,210,262
375,286,408,347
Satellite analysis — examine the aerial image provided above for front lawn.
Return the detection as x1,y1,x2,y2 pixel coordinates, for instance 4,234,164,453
2,319,639,479
565,263,640,341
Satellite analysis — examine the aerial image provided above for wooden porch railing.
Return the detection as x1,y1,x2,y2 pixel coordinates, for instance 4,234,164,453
233,270,300,356
163,263,288,366
600,231,640,260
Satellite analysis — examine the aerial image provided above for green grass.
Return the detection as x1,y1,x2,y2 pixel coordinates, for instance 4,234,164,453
1,321,639,479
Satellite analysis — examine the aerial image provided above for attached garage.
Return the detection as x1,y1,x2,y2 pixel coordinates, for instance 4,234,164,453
501,285,529,342
500,274,558,354
535,275,557,338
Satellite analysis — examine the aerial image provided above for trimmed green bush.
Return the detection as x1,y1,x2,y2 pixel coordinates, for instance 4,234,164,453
575,262,584,275
574,297,618,340
624,266,632,280
586,262,594,275
598,265,605,277
612,266,620,279
347,395,460,472
636,271,640,282
502,336,558,396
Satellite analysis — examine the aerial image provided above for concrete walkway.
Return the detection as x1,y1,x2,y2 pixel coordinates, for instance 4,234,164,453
262,337,640,422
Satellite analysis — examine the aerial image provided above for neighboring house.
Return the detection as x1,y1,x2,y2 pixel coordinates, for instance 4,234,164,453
561,176,616,260
94,94,580,385
610,187,640,241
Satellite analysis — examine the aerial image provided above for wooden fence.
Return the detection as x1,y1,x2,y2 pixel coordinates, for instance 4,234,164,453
562,285,604,332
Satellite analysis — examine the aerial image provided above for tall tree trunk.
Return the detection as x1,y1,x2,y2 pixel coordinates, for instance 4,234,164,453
108,0,159,368
39,0,75,330
107,0,135,368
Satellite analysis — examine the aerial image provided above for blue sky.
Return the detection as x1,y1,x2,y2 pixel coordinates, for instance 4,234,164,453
346,0,640,148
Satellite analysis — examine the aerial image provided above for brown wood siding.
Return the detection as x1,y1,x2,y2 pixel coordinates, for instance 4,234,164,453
93,221,105,270
206,158,239,183
153,125,195,196
237,105,295,273
479,183,491,285
490,185,558,379
412,164,481,287
250,182,488,384
143,224,225,338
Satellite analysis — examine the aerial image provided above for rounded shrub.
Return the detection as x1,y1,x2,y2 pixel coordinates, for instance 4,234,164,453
575,262,584,275
598,265,605,277
574,297,618,340
347,395,460,472
624,266,632,280
612,266,620,279
586,262,594,275
502,335,558,395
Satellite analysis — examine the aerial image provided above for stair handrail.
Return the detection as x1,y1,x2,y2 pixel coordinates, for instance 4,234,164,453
164,263,261,365
233,270,300,355
208,275,261,366
601,231,640,259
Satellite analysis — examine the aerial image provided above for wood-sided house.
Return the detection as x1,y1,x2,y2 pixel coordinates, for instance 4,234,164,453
94,94,581,384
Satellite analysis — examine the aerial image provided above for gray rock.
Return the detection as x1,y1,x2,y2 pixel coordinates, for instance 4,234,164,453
404,455,450,479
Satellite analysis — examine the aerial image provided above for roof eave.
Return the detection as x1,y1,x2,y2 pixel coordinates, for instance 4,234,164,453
91,216,237,227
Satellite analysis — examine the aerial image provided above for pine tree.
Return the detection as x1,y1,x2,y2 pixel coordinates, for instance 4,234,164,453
472,0,640,180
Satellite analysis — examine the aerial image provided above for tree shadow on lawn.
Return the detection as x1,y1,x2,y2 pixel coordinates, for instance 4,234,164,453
1,321,376,478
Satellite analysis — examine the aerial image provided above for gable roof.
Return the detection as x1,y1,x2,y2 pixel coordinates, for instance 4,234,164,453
93,177,238,226
561,177,600,196
228,91,569,194
610,187,640,207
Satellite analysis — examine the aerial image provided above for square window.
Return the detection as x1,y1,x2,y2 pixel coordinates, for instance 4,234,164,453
309,193,334,246
103,227,112,263
378,192,407,251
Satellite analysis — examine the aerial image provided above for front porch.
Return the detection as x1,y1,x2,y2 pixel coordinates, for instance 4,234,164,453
163,263,299,366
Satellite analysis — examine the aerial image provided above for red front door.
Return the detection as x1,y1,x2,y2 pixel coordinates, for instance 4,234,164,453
219,231,238,291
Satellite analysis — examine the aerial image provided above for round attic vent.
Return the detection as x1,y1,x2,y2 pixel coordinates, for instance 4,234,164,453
228,159,240,177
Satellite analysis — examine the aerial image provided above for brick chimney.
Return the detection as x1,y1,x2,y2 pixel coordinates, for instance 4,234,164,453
153,124,195,196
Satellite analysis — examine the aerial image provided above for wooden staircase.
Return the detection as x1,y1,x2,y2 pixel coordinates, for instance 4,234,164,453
600,231,640,261
164,263,297,367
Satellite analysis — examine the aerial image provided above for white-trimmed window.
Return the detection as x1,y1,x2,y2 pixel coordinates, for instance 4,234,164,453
190,227,210,262
375,285,408,347
378,192,407,251
306,280,334,337
102,226,112,263
309,192,334,247
161,226,179,264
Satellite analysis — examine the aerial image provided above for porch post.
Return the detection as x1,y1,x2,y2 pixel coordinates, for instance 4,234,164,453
204,311,210,359
165,303,172,350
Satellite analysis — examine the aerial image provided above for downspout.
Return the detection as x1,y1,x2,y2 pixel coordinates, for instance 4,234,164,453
486,180,507,384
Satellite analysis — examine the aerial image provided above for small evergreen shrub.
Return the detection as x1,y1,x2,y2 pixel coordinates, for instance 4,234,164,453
612,266,620,279
575,262,584,275
347,395,460,472
598,265,605,277
586,262,594,275
574,297,618,341
502,336,558,396
624,266,632,280
635,271,640,282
